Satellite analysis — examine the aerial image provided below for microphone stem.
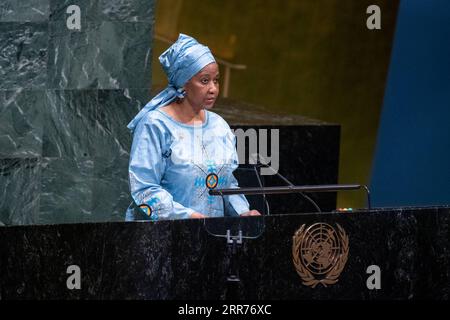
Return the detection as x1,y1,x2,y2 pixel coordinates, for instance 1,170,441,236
256,158,322,213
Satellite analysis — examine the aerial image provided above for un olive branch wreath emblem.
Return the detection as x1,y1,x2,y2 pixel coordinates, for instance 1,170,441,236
292,223,349,288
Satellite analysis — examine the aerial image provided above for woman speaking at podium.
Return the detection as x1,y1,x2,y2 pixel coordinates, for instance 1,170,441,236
125,34,260,221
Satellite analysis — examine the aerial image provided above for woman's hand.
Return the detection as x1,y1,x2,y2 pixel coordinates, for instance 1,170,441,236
190,212,208,219
240,210,262,216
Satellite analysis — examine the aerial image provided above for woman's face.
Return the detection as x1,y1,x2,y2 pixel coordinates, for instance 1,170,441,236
184,62,220,109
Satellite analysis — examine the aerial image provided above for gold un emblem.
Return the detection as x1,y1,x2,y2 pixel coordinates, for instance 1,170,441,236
292,223,349,288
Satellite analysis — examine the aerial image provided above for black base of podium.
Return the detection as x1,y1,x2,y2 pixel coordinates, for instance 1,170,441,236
1,206,449,300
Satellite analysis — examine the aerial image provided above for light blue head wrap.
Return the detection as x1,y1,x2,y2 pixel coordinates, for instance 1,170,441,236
127,33,216,134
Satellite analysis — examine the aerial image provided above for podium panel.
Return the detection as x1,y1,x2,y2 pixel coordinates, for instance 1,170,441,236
1,206,449,299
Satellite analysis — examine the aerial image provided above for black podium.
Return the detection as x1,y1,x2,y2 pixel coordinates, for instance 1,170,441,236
1,205,449,299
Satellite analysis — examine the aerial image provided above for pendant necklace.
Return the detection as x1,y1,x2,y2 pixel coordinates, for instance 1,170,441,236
199,136,219,190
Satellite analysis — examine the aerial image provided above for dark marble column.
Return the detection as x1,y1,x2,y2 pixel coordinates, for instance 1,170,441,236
0,0,156,225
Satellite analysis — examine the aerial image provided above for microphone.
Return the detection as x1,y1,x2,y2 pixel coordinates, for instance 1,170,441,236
248,153,322,213
211,155,372,211
247,154,270,215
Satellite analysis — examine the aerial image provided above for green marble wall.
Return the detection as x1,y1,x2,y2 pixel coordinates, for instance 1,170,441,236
0,0,156,225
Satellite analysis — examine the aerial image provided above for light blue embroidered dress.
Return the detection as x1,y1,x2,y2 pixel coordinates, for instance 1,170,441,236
124,33,249,220
125,108,249,221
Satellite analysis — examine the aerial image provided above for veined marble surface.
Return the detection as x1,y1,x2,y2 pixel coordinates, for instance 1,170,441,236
0,0,155,225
